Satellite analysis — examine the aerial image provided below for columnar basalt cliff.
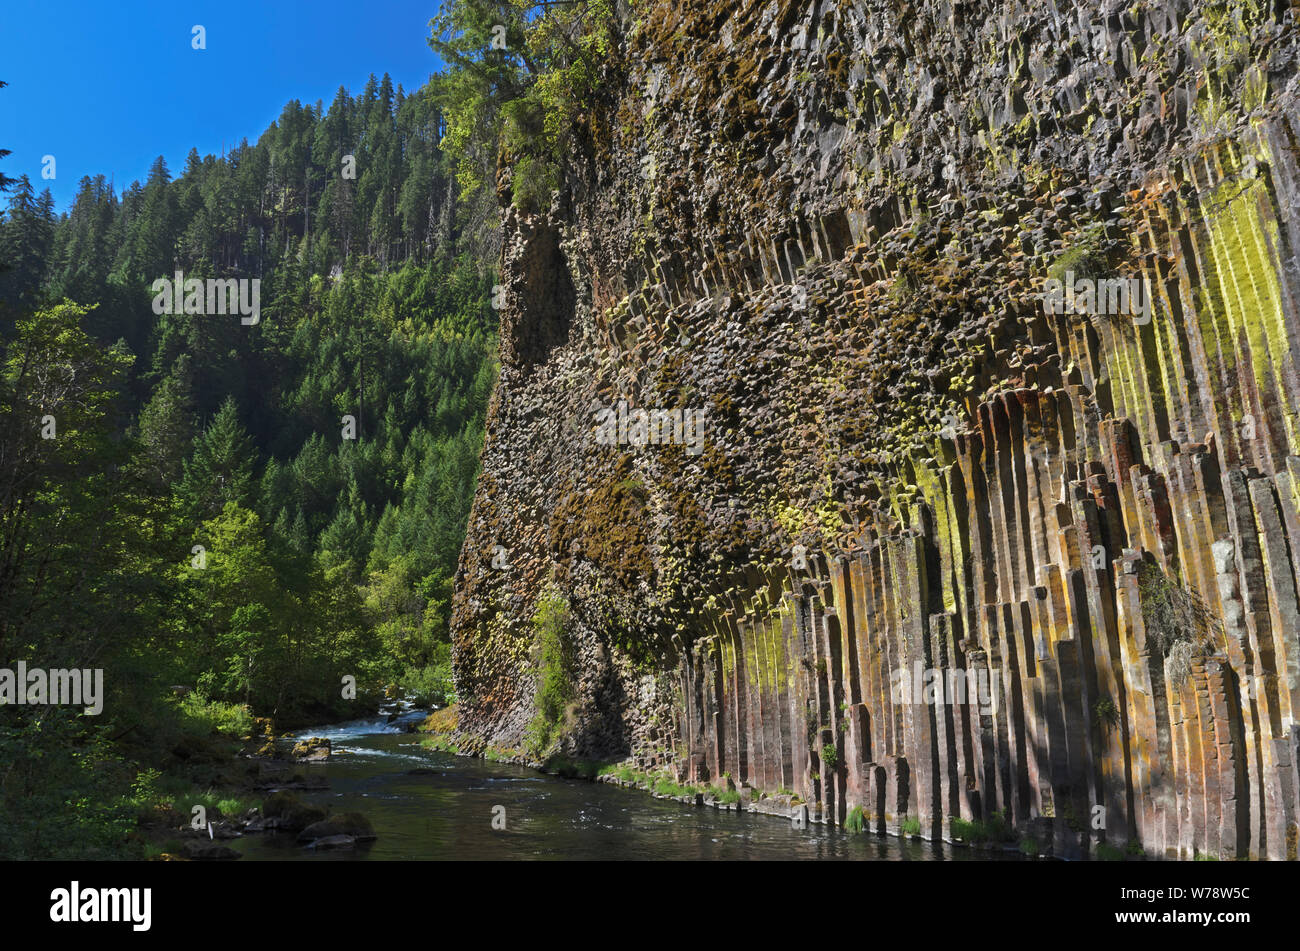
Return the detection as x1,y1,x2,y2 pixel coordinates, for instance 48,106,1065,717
451,0,1300,859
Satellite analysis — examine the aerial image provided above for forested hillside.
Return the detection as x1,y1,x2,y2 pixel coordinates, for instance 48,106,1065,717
0,74,497,857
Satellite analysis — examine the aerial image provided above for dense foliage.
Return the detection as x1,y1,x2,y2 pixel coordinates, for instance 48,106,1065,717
0,75,496,857
428,0,620,221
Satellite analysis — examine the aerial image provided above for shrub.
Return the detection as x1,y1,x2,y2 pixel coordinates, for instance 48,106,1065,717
845,805,867,834
1138,562,1218,689
168,788,255,822
429,0,619,215
820,743,839,771
901,816,921,836
1094,841,1127,861
421,735,460,754
949,815,1013,845
420,704,458,735
1047,223,1110,284
1094,696,1120,731
399,643,457,707
950,817,979,841
985,810,1014,843
544,755,603,779
652,776,697,797
522,589,573,759
597,763,635,783
177,691,252,737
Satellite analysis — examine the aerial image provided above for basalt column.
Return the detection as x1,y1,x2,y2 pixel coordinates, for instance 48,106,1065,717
452,0,1300,859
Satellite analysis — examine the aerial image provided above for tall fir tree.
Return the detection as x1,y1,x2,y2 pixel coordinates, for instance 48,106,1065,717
178,396,257,521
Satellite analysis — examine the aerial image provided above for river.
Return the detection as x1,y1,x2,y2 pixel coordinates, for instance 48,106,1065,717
230,711,1004,861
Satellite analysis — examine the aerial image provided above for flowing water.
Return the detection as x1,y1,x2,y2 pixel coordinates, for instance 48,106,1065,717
231,710,1005,861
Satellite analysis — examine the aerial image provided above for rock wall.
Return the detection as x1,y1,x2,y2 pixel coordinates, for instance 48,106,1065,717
451,0,1300,858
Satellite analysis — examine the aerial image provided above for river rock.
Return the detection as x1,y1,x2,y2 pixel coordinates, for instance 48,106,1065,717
291,737,331,761
297,813,375,842
181,841,241,861
249,762,330,790
181,818,242,840
304,835,356,851
262,791,328,832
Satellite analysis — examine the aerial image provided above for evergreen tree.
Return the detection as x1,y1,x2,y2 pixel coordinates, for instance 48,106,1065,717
0,80,14,195
178,396,256,521
0,176,55,316
135,356,195,490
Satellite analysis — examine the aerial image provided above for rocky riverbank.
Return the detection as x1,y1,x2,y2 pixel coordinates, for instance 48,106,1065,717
139,706,424,860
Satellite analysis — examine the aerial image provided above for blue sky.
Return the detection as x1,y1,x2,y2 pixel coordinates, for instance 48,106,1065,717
0,0,446,211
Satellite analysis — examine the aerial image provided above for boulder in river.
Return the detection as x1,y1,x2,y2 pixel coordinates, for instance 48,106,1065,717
304,834,357,851
262,791,328,832
181,841,241,860
181,818,243,840
297,812,375,842
249,761,330,789
291,736,331,761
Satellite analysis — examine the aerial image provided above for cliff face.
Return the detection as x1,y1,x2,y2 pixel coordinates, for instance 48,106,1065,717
452,0,1300,859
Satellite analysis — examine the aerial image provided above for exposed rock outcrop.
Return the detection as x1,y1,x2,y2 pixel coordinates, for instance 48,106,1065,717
452,0,1300,859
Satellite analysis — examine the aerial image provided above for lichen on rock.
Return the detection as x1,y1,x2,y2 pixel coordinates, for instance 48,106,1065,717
451,0,1300,860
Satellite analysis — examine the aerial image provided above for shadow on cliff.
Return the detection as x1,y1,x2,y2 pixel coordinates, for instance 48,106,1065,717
501,213,576,373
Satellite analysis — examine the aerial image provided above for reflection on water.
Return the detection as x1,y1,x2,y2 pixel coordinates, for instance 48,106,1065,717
232,717,1007,861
